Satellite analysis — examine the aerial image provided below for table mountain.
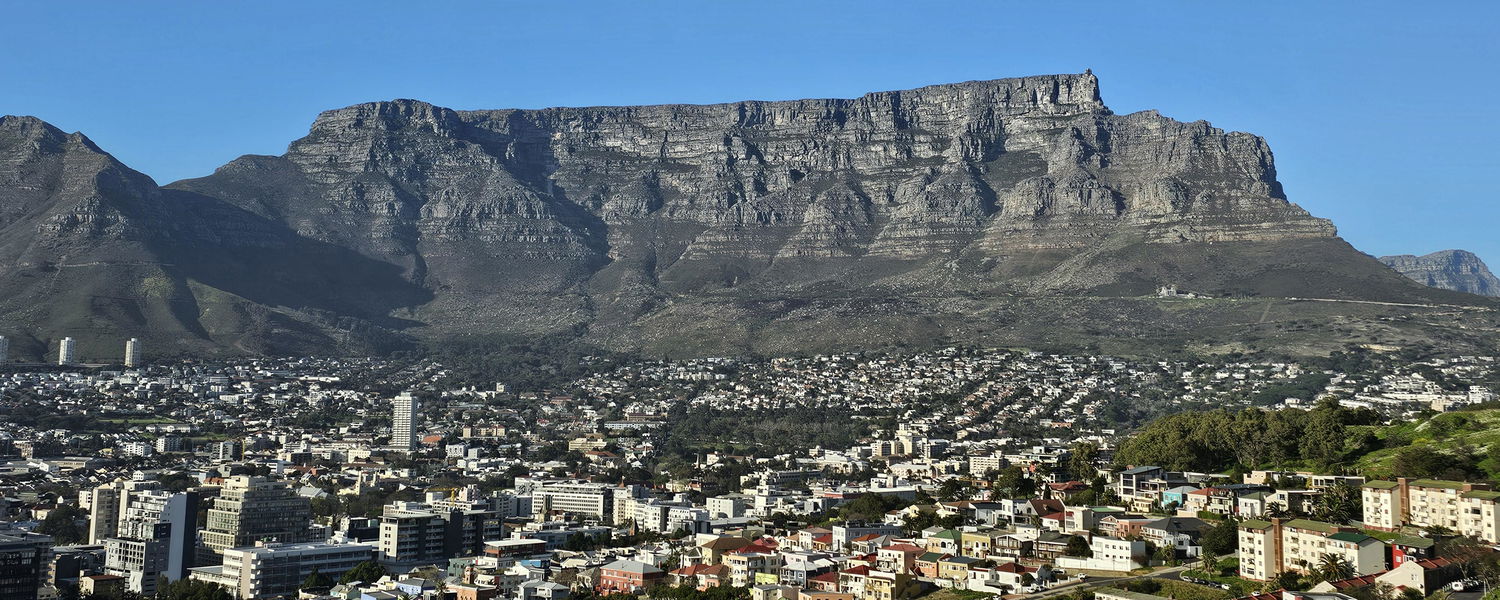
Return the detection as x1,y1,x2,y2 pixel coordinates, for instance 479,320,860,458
1380,250,1500,297
2,73,1495,360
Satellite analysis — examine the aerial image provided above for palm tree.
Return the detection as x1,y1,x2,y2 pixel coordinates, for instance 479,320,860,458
1316,553,1355,582
1200,550,1219,574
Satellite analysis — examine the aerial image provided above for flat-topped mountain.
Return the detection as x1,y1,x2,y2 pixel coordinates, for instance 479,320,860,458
1380,250,1500,297
1,74,1495,360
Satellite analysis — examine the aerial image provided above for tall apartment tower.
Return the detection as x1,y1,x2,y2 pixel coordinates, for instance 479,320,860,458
58,337,76,365
0,335,8,363
103,487,200,595
124,338,141,367
201,476,316,555
85,481,126,544
393,392,418,452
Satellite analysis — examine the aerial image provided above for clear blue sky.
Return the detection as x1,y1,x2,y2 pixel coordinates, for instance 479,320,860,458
4,1,1496,264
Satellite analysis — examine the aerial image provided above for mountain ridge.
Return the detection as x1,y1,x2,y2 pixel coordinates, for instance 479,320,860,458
1380,250,1500,297
1,73,1496,360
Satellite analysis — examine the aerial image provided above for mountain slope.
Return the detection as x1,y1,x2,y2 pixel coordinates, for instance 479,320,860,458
1380,250,1500,297
2,73,1496,359
0,116,421,361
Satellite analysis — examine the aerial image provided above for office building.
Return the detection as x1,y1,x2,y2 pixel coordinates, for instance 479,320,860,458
376,495,503,568
0,530,53,600
202,476,317,555
191,542,375,600
212,440,243,462
518,480,613,521
57,337,75,366
103,488,200,595
392,392,418,452
124,338,141,367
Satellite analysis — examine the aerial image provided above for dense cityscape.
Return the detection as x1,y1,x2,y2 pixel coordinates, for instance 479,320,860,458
3,340,1500,600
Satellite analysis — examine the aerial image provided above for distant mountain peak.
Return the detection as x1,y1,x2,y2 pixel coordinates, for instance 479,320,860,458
1380,250,1500,297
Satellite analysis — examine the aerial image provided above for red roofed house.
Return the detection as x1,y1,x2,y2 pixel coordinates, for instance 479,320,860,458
876,543,925,574
725,542,780,586
969,561,1037,593
596,560,664,594
837,566,870,597
1040,512,1066,532
808,572,841,592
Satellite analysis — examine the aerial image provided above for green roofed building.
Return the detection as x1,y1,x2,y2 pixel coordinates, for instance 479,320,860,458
1237,517,1383,582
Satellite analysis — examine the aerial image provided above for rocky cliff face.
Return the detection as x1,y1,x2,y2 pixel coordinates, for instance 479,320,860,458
0,73,1487,359
1380,250,1500,297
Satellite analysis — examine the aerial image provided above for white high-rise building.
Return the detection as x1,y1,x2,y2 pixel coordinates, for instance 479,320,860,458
124,338,141,367
393,392,418,451
58,337,76,365
0,335,8,363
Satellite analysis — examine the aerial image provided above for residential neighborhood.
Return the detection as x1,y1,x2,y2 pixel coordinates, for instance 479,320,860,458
0,348,1498,600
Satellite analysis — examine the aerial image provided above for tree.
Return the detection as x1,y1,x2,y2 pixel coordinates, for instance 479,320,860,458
1200,519,1238,556
1065,535,1093,557
1316,553,1355,583
1200,550,1220,574
1312,482,1361,525
302,567,334,591
992,466,1032,499
938,479,968,502
1154,544,1176,566
157,578,232,600
1068,442,1100,481
1270,570,1306,592
38,505,87,545
339,560,386,584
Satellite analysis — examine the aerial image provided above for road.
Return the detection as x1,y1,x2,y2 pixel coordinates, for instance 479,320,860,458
1030,565,1191,599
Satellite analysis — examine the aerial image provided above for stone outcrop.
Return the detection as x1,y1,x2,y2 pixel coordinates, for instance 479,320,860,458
0,73,1484,358
1380,250,1500,297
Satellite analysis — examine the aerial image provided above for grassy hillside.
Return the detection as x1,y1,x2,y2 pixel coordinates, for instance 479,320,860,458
1352,407,1500,481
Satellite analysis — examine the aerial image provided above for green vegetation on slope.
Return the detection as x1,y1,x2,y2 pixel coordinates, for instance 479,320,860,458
1120,398,1500,486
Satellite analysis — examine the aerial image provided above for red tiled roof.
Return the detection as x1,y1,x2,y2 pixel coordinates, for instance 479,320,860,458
841,566,871,576
1324,574,1382,590
1414,556,1458,569
735,542,778,555
811,573,839,583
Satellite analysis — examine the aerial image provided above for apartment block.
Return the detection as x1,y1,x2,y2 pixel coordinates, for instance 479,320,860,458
1237,518,1383,581
190,542,375,600
377,500,503,567
1360,478,1500,543
202,476,317,554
